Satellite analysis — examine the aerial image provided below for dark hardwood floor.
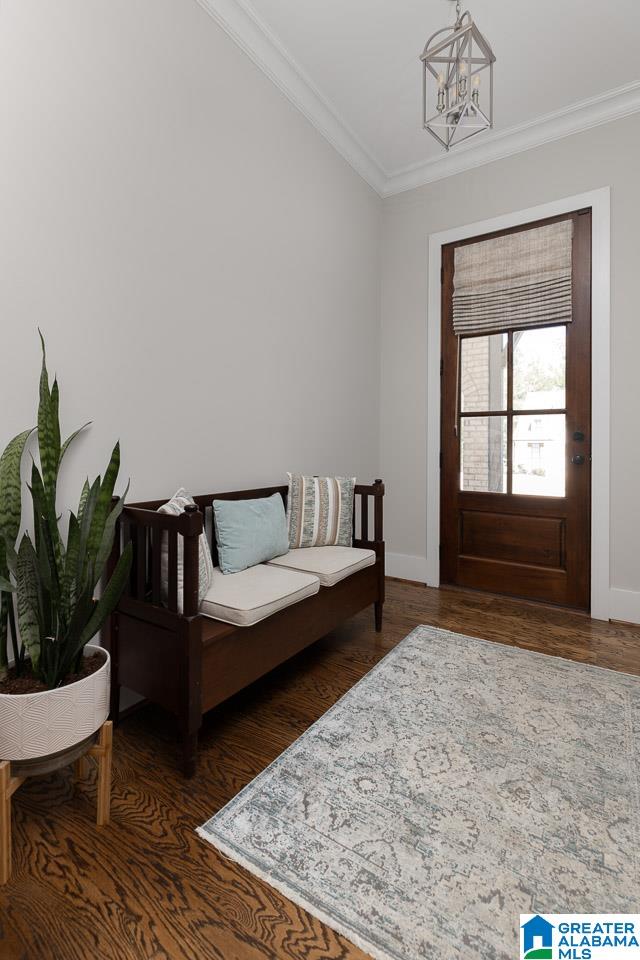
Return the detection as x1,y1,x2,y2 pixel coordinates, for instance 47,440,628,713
2,580,639,960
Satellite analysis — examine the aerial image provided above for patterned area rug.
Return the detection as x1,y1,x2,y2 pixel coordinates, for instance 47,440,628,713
197,627,640,960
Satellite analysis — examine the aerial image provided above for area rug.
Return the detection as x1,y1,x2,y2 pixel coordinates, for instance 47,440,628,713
197,626,640,960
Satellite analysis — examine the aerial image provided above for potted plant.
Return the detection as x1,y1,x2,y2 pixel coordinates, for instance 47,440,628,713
0,335,132,761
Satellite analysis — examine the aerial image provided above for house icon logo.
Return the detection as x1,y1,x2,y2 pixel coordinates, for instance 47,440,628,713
521,915,555,959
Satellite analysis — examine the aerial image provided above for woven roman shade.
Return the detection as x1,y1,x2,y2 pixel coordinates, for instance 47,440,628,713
452,219,574,336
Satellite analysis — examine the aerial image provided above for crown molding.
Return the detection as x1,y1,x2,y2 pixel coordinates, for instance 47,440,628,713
193,0,640,201
194,0,387,195
383,81,640,197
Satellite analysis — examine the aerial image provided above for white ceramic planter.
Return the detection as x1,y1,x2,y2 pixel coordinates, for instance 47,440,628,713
0,644,110,762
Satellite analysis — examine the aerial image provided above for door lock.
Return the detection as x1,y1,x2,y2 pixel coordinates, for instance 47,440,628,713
571,455,585,466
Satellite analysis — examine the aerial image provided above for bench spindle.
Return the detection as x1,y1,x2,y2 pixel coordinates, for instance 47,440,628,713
360,494,369,542
135,526,146,600
151,528,162,605
374,479,384,541
121,519,132,597
168,531,178,613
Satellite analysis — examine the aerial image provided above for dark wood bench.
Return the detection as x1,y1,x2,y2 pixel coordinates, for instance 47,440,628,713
104,481,385,776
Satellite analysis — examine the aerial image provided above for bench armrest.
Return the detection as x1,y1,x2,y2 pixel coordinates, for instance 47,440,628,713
111,502,204,618
353,479,384,547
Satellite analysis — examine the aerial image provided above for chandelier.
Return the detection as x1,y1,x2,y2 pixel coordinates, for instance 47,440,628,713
420,0,495,151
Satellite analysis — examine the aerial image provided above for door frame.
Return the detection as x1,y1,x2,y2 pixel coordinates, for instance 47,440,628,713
426,187,610,619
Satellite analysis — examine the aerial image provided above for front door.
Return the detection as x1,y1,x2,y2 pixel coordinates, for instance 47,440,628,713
440,210,591,609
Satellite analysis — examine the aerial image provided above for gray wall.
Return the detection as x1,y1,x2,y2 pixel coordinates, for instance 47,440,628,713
380,113,640,611
2,0,637,618
0,0,381,513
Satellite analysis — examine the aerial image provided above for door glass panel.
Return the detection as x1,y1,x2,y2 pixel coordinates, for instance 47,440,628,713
460,334,508,412
512,414,566,497
513,326,566,410
461,416,507,492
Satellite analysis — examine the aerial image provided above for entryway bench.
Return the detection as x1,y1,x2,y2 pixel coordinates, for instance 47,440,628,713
105,481,385,776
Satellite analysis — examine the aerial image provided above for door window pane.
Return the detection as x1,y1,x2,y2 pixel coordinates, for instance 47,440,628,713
513,326,566,410
461,334,508,412
461,416,507,492
512,414,565,497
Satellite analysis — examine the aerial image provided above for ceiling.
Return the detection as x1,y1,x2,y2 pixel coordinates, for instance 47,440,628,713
197,0,640,195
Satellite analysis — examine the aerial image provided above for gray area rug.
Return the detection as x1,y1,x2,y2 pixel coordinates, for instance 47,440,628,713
197,626,640,960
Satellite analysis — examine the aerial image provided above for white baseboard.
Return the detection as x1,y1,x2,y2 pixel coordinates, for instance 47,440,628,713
386,552,429,584
608,588,640,625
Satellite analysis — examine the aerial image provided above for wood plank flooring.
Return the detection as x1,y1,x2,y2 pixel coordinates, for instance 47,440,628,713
1,581,639,960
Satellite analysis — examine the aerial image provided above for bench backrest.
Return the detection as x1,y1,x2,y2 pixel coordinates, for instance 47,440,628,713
114,481,384,616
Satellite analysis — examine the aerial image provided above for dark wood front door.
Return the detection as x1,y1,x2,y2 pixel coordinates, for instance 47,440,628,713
440,210,592,609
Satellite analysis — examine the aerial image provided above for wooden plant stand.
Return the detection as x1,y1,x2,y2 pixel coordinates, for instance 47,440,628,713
0,720,113,885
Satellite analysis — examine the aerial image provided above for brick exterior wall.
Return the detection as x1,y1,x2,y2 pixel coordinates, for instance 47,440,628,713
460,336,506,492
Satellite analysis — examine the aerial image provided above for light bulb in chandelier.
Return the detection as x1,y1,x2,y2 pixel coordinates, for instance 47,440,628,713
437,73,446,112
457,65,467,98
472,74,481,105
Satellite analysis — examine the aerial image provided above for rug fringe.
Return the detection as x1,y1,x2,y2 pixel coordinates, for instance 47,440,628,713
195,827,398,960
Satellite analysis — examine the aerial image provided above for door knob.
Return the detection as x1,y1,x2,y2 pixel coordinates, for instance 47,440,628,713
571,455,585,465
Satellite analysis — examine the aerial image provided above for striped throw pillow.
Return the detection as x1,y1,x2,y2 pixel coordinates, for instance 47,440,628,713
286,474,356,548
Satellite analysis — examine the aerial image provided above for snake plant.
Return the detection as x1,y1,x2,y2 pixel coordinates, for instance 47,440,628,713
0,334,132,689
0,430,33,680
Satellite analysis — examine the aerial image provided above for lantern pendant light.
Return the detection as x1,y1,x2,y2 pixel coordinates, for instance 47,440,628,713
420,0,496,151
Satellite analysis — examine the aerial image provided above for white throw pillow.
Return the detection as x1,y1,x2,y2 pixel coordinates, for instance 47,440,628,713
158,487,214,613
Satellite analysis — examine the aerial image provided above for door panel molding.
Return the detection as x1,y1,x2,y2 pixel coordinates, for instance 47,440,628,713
426,187,610,619
460,511,565,568
456,555,569,605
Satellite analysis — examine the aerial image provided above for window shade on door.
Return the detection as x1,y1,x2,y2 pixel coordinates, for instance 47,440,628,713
452,219,573,336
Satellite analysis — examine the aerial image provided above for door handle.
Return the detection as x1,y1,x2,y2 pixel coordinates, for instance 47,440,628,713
571,455,585,466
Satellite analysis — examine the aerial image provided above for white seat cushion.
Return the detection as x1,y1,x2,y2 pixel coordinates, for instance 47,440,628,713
267,546,376,587
200,564,320,627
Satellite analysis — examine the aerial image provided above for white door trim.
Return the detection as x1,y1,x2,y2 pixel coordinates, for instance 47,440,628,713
426,187,611,619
